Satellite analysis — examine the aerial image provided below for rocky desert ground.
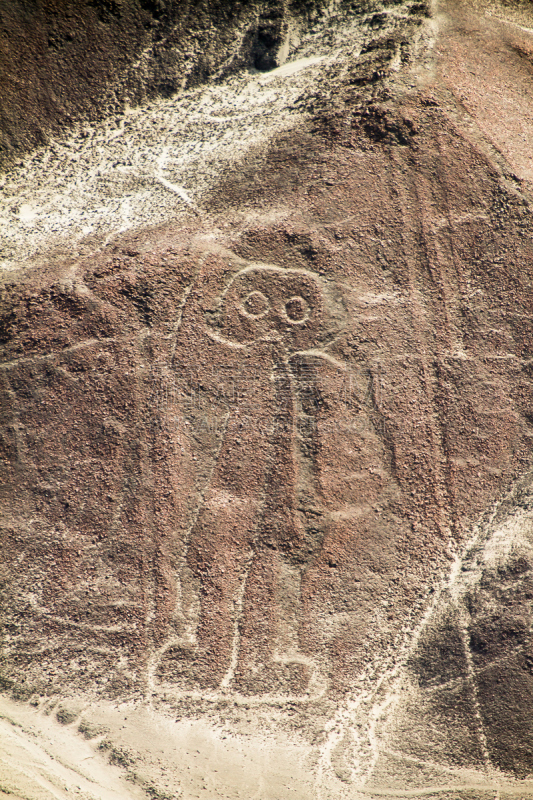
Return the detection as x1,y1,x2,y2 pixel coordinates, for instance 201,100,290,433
1,0,533,798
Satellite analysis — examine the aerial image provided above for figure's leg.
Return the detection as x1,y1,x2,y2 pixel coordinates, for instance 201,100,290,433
185,496,258,689
161,383,273,690
233,545,315,696
234,380,314,695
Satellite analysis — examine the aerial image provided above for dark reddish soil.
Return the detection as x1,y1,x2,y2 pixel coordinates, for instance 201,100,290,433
1,0,533,787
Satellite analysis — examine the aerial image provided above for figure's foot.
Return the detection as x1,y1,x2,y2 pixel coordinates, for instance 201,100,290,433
155,643,229,692
233,657,317,697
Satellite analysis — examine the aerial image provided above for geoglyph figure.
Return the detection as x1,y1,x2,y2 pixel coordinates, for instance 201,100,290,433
155,261,347,696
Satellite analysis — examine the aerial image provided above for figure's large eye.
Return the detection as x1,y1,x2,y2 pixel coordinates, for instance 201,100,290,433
240,290,270,318
283,295,310,324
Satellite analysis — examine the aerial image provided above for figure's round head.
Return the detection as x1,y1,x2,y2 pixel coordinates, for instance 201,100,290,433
214,266,343,351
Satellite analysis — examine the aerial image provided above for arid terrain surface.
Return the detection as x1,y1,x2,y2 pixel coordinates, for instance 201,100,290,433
1,0,533,798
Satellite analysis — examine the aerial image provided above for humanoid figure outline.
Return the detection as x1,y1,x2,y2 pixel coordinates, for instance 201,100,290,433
158,260,347,695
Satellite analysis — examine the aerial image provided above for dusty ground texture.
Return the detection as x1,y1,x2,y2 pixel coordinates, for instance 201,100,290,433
0,0,355,170
1,0,533,798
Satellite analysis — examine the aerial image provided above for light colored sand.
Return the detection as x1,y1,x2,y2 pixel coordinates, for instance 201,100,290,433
0,695,316,800
0,696,145,800
0,5,433,273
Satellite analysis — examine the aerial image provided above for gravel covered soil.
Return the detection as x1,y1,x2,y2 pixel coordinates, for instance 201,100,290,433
1,1,533,798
